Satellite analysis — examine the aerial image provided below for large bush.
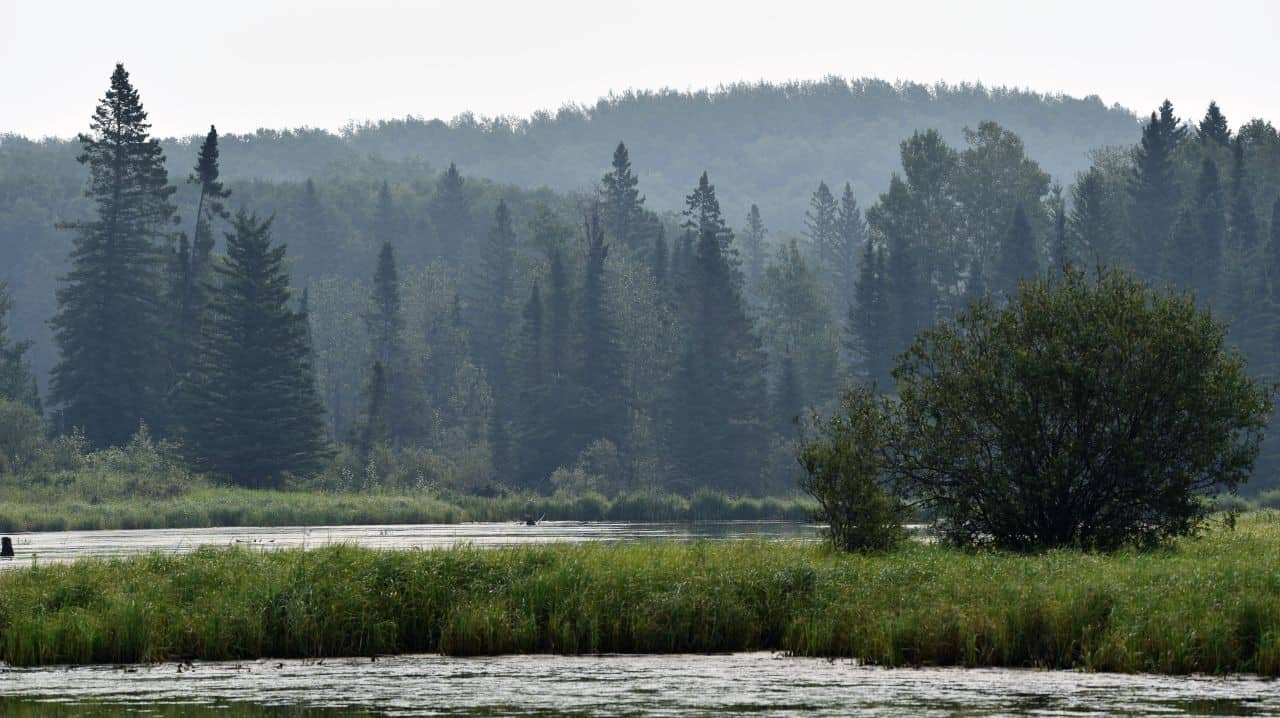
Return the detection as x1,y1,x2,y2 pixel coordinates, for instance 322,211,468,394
805,267,1275,551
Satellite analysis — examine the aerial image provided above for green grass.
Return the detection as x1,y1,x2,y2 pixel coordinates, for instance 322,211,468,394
3,512,1279,673
0,487,815,532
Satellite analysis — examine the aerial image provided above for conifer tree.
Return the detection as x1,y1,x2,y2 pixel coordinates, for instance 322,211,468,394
370,181,400,246
682,172,735,263
741,204,767,292
804,181,839,277
431,162,471,265
832,184,866,315
1269,198,1280,301
600,142,647,252
998,203,1038,293
51,64,176,447
474,200,518,470
870,175,929,352
669,226,768,491
361,241,421,447
652,225,669,288
846,239,890,386
1225,138,1262,330
576,207,628,444
367,242,404,367
1198,101,1232,147
0,282,39,410
182,212,328,485
353,360,389,456
1049,184,1070,272
771,349,803,436
1130,103,1182,279
1069,168,1119,264
1192,158,1227,302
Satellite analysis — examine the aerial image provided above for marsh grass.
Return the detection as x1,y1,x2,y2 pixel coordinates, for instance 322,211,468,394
2,512,1279,673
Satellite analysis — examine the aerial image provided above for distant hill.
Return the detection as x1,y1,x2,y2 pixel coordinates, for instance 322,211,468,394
5,77,1143,235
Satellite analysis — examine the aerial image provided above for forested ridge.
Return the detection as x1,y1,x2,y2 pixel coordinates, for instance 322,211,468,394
2,65,1280,495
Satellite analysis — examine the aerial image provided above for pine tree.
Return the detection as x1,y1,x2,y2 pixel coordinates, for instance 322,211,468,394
846,239,890,386
1130,103,1182,279
669,225,768,491
804,181,839,278
546,247,573,377
832,183,866,315
370,181,400,246
181,212,329,485
682,171,735,264
998,203,1038,293
431,162,471,265
741,204,767,292
361,241,420,447
366,242,404,367
652,225,669,288
1198,101,1232,147
1192,158,1227,302
474,200,518,471
353,360,389,456
1049,184,1070,272
0,282,39,410
576,207,628,444
600,142,647,252
1069,168,1118,264
771,348,803,436
870,175,929,352
51,64,176,447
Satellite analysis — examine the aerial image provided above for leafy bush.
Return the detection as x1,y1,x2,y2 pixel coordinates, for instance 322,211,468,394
0,398,48,474
796,386,907,552
890,266,1273,550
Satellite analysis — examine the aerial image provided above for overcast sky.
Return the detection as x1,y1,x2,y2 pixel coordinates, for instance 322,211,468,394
3,0,1278,139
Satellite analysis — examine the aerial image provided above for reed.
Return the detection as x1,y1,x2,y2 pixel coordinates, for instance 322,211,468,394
2,512,1278,673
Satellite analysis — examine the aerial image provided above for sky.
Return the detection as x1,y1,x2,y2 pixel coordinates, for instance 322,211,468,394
2,0,1278,139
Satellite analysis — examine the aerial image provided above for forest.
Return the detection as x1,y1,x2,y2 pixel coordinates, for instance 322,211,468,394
2,64,1280,497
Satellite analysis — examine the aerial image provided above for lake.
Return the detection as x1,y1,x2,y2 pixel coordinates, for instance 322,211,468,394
1,653,1276,716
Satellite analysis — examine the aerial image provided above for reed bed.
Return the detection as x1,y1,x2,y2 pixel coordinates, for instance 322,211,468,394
0,489,815,532
2,512,1279,673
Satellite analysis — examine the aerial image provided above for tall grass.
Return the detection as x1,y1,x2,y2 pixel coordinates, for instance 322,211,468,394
2,512,1279,673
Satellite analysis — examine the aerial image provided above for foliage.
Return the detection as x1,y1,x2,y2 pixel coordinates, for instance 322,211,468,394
796,387,906,552
891,266,1274,550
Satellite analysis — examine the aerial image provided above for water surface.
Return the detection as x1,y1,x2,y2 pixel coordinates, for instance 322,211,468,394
1,653,1275,716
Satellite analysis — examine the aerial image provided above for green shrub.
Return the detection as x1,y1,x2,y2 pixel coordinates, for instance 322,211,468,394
0,397,48,474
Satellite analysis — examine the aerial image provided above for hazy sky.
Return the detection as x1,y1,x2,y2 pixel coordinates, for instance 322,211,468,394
3,0,1278,139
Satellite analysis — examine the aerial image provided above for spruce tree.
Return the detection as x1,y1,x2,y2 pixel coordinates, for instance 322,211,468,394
182,212,328,485
669,225,768,491
370,181,400,246
771,349,803,436
998,203,1038,293
1192,158,1227,302
832,184,866,315
870,175,929,353
361,241,421,447
1129,104,1182,279
353,360,390,456
431,162,471,265
1069,168,1118,264
804,181,838,279
846,239,890,386
1049,184,1070,272
1198,101,1232,147
475,200,518,471
741,204,767,292
51,63,176,447
576,207,628,444
0,282,38,410
682,172,735,263
1225,138,1262,333
600,142,647,252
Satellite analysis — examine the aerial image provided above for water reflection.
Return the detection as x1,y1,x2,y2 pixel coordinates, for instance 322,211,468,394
1,653,1276,716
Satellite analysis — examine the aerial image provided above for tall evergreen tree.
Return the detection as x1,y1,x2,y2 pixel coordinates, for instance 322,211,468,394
804,181,839,277
181,212,328,485
600,142,647,252
361,241,421,447
682,172,735,263
1192,158,1227,302
474,200,518,470
576,207,628,444
0,282,39,410
1129,103,1182,279
366,242,404,367
770,348,803,436
1225,138,1262,331
741,204,767,292
652,225,669,288
51,64,176,447
1198,101,1232,147
431,162,471,265
869,175,929,352
832,183,866,315
846,239,890,386
370,181,400,246
352,360,389,456
1049,184,1070,272
668,225,768,491
998,203,1038,293
1069,168,1119,264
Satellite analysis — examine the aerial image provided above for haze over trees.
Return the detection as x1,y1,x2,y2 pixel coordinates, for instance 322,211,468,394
3,64,1280,495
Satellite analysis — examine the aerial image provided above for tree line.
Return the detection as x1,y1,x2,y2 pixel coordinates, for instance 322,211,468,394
2,63,1279,494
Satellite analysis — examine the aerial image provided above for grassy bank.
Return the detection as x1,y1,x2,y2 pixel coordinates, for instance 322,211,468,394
2,513,1279,673
0,488,816,532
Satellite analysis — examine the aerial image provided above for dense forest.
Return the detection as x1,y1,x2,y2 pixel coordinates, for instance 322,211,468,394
2,65,1280,495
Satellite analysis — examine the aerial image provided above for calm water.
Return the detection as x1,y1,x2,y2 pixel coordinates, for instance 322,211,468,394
1,653,1277,716
0,521,820,570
